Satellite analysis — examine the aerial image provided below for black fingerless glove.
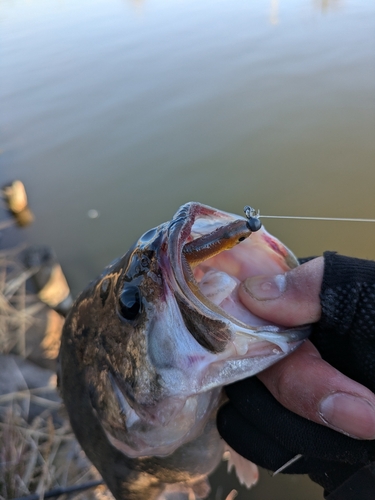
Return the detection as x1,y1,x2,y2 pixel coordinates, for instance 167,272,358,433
313,252,375,394
217,252,375,499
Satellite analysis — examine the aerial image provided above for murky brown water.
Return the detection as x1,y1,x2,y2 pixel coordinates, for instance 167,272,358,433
1,0,375,497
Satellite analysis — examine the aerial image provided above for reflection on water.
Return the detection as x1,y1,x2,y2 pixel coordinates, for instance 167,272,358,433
315,0,343,12
269,0,279,25
1,0,374,498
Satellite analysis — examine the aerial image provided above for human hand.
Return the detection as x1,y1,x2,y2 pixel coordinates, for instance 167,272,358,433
217,252,375,495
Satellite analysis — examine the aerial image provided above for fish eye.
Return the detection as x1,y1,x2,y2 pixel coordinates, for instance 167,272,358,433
118,286,142,321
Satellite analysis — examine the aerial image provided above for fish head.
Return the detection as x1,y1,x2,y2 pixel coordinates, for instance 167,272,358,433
60,202,310,461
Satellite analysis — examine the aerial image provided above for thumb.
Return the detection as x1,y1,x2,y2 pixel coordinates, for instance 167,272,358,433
239,257,324,327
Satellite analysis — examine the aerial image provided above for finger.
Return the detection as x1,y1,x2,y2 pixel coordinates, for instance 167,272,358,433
258,340,375,440
239,257,324,326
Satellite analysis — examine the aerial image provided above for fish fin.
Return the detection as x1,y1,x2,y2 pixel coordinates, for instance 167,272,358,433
223,443,259,489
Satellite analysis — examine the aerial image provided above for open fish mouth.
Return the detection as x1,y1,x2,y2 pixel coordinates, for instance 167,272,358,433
166,202,309,361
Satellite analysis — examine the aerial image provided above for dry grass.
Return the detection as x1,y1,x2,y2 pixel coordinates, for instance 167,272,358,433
0,247,112,500
0,245,44,357
0,392,109,500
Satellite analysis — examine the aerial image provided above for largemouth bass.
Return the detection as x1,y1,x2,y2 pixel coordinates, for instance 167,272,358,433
59,202,309,500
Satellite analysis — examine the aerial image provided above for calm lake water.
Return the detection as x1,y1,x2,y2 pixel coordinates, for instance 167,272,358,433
1,0,374,498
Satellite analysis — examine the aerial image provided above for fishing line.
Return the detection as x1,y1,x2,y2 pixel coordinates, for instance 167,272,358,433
272,454,303,476
260,215,375,223
243,207,375,223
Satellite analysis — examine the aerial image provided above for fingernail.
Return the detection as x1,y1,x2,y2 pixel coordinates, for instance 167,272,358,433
319,393,375,439
243,274,286,301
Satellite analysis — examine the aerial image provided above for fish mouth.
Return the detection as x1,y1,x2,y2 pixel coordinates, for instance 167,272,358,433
166,202,310,357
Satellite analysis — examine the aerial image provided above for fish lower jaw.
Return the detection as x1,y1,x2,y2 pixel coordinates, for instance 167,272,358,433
196,336,305,394
213,325,305,364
